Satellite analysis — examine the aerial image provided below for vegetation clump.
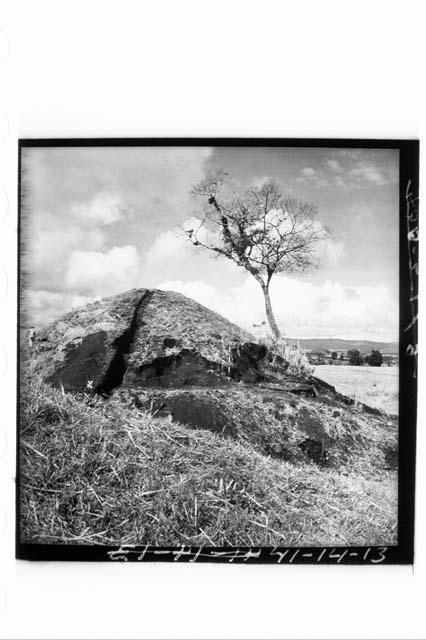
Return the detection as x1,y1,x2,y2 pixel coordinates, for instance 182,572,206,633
365,350,384,367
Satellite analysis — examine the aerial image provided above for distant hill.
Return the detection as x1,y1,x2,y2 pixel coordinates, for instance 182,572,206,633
287,337,398,355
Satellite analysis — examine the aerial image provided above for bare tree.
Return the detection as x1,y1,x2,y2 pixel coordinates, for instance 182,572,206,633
184,171,328,340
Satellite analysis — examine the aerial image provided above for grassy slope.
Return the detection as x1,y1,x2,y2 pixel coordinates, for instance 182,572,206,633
20,366,398,547
128,289,253,369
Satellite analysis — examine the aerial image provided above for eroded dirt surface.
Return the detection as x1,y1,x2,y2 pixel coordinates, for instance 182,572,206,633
117,382,398,472
47,331,109,393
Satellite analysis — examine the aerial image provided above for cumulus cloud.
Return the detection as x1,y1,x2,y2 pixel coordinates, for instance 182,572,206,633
24,214,106,292
298,154,397,191
349,162,392,186
71,192,125,225
326,159,343,173
140,221,239,288
25,193,126,292
22,146,213,300
158,275,398,341
66,245,140,297
140,229,192,286
33,216,106,259
23,290,96,327
322,239,345,266
334,176,348,189
301,167,318,178
144,214,220,268
298,167,330,188
144,229,186,264
252,175,273,188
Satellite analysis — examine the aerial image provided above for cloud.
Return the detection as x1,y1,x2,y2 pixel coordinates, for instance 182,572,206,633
71,192,125,225
66,245,140,297
22,146,213,297
252,175,273,188
24,193,126,292
349,162,390,186
301,167,318,178
334,176,348,189
325,159,348,188
145,218,221,266
24,214,107,291
322,239,345,266
140,220,241,288
158,275,398,341
326,159,343,173
144,229,186,264
298,153,398,191
23,290,96,327
140,229,192,286
344,287,360,300
298,167,330,188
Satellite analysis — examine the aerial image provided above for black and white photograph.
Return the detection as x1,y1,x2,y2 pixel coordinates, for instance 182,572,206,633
17,140,417,562
2,1,425,637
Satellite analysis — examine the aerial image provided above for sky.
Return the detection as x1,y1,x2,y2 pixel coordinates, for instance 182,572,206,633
20,145,399,341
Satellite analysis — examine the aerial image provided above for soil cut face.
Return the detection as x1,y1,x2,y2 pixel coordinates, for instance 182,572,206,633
47,330,109,393
95,290,153,395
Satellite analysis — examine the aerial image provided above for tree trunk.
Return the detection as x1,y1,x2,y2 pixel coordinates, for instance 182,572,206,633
261,284,281,341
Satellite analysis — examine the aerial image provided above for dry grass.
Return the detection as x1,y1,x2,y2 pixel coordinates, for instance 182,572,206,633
314,365,399,415
20,363,398,547
128,289,253,369
259,335,315,377
121,383,398,477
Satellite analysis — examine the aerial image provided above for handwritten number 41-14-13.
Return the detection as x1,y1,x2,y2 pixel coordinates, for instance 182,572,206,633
271,547,388,564
108,545,389,563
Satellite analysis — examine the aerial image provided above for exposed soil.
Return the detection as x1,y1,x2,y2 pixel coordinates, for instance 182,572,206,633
131,349,229,387
147,394,237,437
47,330,109,392
96,290,153,395
126,341,279,388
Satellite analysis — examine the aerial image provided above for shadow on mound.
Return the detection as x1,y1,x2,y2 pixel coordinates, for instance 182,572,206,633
133,349,229,388
47,331,109,393
148,394,237,437
126,341,284,388
230,342,269,382
96,290,153,396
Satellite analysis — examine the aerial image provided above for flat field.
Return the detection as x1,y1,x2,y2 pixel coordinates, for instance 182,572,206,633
314,365,398,415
